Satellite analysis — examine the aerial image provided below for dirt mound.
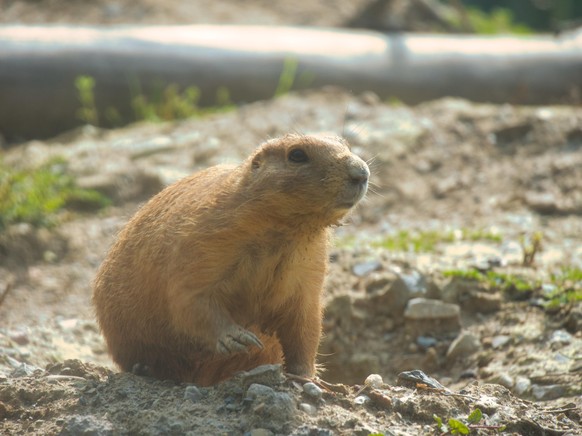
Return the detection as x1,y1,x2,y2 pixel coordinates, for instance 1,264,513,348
1,88,581,434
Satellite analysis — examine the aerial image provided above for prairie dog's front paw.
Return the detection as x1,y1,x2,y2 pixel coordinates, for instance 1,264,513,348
216,325,264,354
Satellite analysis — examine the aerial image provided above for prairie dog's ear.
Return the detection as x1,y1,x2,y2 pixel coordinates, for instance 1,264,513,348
251,153,262,171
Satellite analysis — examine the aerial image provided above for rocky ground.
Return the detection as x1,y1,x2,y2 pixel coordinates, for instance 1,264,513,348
0,88,581,435
1,0,582,434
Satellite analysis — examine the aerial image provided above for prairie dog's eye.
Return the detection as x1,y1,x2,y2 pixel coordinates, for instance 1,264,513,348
288,148,309,163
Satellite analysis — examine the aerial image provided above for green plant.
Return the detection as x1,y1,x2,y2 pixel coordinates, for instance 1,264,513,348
75,75,99,125
130,81,234,122
443,266,582,309
545,267,582,309
0,157,110,230
374,229,452,252
75,75,236,127
521,231,543,267
373,228,502,253
274,57,299,97
465,7,532,35
434,408,506,434
443,269,536,298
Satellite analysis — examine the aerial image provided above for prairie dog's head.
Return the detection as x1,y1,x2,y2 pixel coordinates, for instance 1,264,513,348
241,134,369,226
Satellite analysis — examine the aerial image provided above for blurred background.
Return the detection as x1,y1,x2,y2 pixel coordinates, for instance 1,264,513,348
1,0,582,143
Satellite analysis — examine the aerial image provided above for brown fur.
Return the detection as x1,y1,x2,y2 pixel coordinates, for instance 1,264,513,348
93,134,369,386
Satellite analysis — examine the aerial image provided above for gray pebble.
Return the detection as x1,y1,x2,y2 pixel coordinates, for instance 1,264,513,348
8,330,29,346
531,384,567,401
491,335,511,349
60,415,114,436
550,329,572,346
416,336,438,349
490,373,514,389
364,374,383,389
183,385,203,403
299,402,318,416
513,376,531,396
446,331,481,362
354,395,370,405
302,382,323,401
352,259,381,277
240,364,285,389
245,384,296,432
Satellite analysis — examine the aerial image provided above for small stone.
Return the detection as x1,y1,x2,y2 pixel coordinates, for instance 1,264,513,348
404,298,461,336
364,374,383,389
58,319,79,330
302,382,323,401
352,259,381,277
364,273,394,295
514,376,531,396
8,330,29,346
531,384,567,401
565,305,582,332
298,402,317,416
60,415,114,436
183,385,203,403
366,272,438,321
359,91,381,106
10,362,39,378
490,373,514,389
550,329,572,346
491,335,511,349
463,291,502,314
354,395,370,405
446,331,481,362
416,336,438,350
128,136,175,160
240,364,285,389
245,384,295,433
397,370,445,390
524,191,558,214
459,369,478,379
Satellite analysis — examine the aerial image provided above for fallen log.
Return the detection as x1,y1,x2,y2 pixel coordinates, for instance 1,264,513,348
1,25,581,141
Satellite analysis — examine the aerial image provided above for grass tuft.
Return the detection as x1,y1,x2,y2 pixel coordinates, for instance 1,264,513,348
0,157,111,230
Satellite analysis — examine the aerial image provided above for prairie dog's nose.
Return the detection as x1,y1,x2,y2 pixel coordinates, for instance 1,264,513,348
349,162,370,185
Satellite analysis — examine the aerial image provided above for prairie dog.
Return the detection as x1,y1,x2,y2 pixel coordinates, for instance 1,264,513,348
93,134,369,385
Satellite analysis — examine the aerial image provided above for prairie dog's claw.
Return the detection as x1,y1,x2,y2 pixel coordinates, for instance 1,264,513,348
216,326,263,354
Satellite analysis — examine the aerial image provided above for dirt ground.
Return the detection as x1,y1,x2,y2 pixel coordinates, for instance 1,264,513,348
1,1,582,435
1,87,581,435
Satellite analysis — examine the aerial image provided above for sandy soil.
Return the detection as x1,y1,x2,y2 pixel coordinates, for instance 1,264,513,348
1,88,581,435
1,1,581,435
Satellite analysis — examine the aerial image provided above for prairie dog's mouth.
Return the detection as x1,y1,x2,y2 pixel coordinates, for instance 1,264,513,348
336,171,369,210
337,183,368,209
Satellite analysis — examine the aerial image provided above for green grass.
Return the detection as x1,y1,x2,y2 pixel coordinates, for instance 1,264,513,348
545,267,582,308
372,228,502,253
76,58,307,128
75,75,236,127
75,75,99,125
446,7,532,35
274,57,299,97
0,157,111,230
444,267,581,309
129,82,234,123
443,269,534,293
